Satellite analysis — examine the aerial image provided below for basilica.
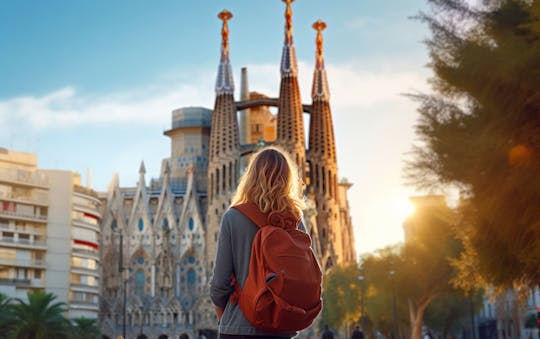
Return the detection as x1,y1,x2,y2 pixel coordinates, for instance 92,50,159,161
99,2,356,338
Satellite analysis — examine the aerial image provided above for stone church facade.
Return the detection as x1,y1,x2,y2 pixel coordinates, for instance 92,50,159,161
99,2,356,338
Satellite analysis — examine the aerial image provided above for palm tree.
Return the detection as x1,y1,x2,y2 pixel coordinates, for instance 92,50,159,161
0,293,13,338
8,290,71,339
71,317,101,339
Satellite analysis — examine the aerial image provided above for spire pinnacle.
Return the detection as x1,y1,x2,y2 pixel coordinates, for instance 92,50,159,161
311,19,330,101
215,9,235,95
280,0,298,77
313,19,326,68
139,161,146,175
283,0,294,45
218,10,232,61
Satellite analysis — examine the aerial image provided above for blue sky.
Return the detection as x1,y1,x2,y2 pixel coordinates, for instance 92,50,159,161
1,0,433,255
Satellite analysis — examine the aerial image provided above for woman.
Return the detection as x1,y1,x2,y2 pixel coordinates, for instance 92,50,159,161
210,146,307,339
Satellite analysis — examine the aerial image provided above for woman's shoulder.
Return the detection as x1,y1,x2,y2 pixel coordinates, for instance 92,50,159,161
222,207,252,225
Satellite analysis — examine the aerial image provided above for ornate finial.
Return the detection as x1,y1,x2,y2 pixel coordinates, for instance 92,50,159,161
283,0,295,45
311,20,330,101
280,0,298,77
313,20,326,67
218,10,233,60
215,10,235,95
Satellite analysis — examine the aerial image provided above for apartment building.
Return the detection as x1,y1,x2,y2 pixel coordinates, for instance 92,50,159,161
0,148,101,319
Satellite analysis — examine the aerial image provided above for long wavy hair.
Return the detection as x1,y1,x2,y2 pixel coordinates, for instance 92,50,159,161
231,146,305,219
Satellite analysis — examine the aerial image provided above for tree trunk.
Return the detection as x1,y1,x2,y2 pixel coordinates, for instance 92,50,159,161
409,298,431,339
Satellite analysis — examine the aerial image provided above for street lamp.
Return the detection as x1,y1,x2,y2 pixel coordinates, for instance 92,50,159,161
389,270,398,339
112,222,127,339
358,273,365,331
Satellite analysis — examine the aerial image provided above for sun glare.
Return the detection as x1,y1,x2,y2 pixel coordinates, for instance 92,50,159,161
395,197,415,221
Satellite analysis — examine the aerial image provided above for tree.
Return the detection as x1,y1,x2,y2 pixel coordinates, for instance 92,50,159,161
407,0,540,289
8,290,71,339
0,293,13,338
423,290,483,339
71,317,101,339
321,264,363,330
399,196,465,339
361,247,409,339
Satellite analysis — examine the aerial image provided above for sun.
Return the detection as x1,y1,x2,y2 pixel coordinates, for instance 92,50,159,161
395,197,415,221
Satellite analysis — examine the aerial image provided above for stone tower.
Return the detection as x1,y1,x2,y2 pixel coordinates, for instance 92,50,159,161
206,10,240,274
307,20,341,269
275,0,307,179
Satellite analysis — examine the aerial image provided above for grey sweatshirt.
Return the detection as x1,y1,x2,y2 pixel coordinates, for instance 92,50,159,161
209,208,300,336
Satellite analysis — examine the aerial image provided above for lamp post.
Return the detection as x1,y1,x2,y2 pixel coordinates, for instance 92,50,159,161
113,224,127,339
358,273,365,331
389,270,398,339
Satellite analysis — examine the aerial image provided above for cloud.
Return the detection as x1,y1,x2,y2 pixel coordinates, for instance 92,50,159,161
0,73,215,131
0,60,429,132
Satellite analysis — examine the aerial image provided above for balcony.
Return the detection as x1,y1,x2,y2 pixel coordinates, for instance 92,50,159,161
69,299,99,310
0,278,31,286
0,258,46,268
0,190,48,207
0,222,44,235
70,283,99,293
0,210,47,223
72,247,99,259
72,217,100,232
0,237,47,249
71,265,100,276
0,168,49,189
73,185,99,200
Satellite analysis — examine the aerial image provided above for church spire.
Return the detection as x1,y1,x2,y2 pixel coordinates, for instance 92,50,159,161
276,0,306,178
311,20,330,101
307,19,339,265
215,10,234,95
280,0,298,77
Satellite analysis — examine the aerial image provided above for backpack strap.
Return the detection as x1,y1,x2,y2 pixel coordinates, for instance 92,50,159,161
232,202,268,228
229,202,268,304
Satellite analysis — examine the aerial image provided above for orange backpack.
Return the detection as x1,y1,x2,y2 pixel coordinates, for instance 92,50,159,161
231,202,323,333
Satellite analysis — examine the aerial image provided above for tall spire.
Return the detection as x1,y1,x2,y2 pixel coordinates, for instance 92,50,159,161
276,0,306,179
280,0,298,77
215,10,234,95
312,20,330,101
307,19,339,265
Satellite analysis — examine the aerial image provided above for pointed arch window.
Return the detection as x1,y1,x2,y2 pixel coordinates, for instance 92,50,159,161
135,270,145,295
188,218,194,231
138,218,144,232
163,218,169,229
187,268,196,286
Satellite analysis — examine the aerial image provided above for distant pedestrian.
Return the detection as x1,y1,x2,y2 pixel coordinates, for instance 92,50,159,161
351,326,364,339
322,325,334,339
196,330,207,339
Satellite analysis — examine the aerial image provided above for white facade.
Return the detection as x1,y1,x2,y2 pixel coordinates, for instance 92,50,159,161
0,148,101,319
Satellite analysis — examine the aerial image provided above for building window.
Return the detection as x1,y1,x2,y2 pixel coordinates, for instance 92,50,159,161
188,218,194,231
135,270,144,296
138,218,144,232
187,268,196,286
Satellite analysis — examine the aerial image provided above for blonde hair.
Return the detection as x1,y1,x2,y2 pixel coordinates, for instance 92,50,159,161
231,146,305,218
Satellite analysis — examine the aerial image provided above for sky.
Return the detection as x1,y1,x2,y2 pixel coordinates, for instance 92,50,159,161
0,0,435,256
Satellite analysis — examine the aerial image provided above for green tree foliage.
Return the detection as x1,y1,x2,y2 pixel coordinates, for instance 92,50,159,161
71,317,101,339
407,0,540,289
423,290,483,338
321,264,363,330
0,293,13,339
361,247,410,339
400,197,464,339
8,290,72,339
